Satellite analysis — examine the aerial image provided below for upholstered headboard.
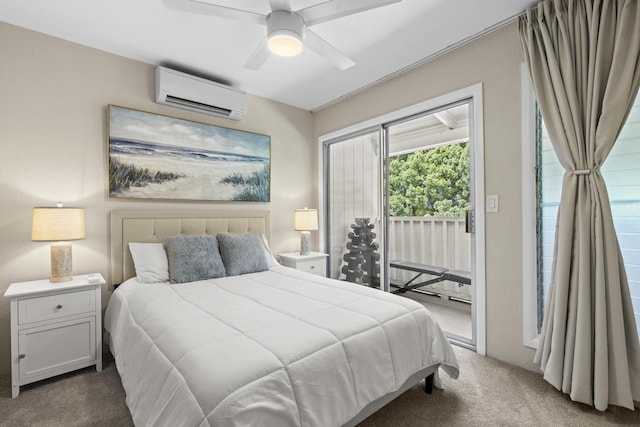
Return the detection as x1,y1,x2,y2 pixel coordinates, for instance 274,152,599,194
110,210,270,285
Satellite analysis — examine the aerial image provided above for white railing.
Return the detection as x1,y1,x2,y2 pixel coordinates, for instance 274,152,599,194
389,216,471,301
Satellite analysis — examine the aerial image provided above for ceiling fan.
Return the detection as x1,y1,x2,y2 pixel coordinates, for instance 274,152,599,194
163,0,402,70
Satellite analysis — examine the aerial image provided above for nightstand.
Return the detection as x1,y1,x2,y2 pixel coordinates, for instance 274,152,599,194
279,252,328,277
3,273,105,398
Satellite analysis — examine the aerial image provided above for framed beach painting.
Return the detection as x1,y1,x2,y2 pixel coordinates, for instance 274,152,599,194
107,105,270,202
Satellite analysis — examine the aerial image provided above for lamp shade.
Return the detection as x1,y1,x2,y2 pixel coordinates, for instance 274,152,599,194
294,208,318,231
32,207,86,241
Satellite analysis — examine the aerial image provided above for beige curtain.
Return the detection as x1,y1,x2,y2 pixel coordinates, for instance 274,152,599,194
519,0,640,411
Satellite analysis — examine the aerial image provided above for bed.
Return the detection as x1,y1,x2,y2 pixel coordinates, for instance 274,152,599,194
104,209,459,427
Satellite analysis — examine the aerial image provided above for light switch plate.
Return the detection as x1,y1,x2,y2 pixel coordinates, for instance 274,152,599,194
487,195,499,213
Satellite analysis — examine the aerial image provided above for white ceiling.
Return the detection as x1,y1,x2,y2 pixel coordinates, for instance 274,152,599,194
0,0,536,111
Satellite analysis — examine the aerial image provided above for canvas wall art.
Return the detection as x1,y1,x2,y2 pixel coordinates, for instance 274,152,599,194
108,105,270,202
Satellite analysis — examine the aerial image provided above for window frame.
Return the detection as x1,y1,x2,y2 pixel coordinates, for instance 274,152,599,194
318,84,487,355
521,63,539,349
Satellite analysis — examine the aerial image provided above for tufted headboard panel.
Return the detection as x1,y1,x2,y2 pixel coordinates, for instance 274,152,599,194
110,210,270,285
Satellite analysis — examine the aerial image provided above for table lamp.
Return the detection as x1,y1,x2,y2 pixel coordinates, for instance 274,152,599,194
32,205,86,283
294,208,318,256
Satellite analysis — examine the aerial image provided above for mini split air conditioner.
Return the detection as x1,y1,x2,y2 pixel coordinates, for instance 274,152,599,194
155,66,247,121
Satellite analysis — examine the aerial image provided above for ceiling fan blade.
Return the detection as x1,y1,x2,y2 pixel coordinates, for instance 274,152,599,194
299,0,402,27
244,37,271,70
163,0,266,25
304,30,355,71
268,0,291,12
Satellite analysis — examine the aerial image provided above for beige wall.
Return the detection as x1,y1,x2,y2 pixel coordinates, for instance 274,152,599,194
0,22,316,374
1,19,539,375
314,22,538,370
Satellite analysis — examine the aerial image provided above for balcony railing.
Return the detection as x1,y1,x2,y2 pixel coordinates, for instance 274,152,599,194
329,216,471,301
389,216,471,301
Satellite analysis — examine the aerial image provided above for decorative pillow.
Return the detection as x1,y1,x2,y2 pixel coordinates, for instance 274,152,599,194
260,234,280,268
128,242,169,283
164,235,226,284
217,233,269,276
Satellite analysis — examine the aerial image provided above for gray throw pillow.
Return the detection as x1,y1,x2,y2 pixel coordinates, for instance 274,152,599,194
217,233,269,276
164,235,226,284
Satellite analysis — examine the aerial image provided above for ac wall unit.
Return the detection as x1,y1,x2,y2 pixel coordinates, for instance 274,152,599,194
155,66,247,120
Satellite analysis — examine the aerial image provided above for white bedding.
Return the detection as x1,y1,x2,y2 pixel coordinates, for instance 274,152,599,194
105,266,459,426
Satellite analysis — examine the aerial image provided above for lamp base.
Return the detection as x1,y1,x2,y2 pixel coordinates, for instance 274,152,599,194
50,242,73,283
300,231,311,256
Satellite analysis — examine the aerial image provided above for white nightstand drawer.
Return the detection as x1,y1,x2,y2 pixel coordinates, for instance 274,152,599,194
279,252,328,277
296,258,326,275
18,290,95,325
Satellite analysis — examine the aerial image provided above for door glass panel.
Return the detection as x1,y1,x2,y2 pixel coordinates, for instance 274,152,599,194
387,103,473,343
325,130,383,289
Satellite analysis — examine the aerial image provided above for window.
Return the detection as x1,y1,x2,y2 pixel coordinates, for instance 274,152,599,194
536,110,561,333
523,73,640,345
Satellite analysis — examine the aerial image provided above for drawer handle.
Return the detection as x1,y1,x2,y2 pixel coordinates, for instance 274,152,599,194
56,304,63,309
310,266,315,269
18,354,25,359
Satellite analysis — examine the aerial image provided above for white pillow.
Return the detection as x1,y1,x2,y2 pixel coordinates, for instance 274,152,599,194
128,242,169,283
260,234,280,268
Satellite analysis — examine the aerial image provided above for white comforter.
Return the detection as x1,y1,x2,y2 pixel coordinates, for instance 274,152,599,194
105,266,458,427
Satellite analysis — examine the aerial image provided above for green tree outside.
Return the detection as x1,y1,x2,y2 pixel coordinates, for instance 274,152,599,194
389,142,470,217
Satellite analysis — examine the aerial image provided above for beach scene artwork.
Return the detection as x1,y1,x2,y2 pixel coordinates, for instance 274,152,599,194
108,105,270,201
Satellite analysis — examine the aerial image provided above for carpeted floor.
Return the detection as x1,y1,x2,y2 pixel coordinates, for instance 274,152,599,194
0,346,638,427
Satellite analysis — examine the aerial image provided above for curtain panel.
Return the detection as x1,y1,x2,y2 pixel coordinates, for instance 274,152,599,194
519,0,640,411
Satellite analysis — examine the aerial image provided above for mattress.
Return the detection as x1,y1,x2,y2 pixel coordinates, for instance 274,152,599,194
104,266,459,426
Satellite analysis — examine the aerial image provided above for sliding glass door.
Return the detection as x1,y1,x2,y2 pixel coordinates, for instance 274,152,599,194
324,128,385,290
386,102,474,346
320,85,485,353
323,103,476,345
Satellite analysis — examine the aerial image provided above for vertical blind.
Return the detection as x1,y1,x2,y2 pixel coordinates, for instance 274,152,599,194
539,93,640,339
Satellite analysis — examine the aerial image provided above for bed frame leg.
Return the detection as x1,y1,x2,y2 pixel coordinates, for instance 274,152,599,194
424,373,434,394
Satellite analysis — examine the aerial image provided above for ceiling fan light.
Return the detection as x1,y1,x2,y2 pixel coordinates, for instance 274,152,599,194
268,31,303,57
